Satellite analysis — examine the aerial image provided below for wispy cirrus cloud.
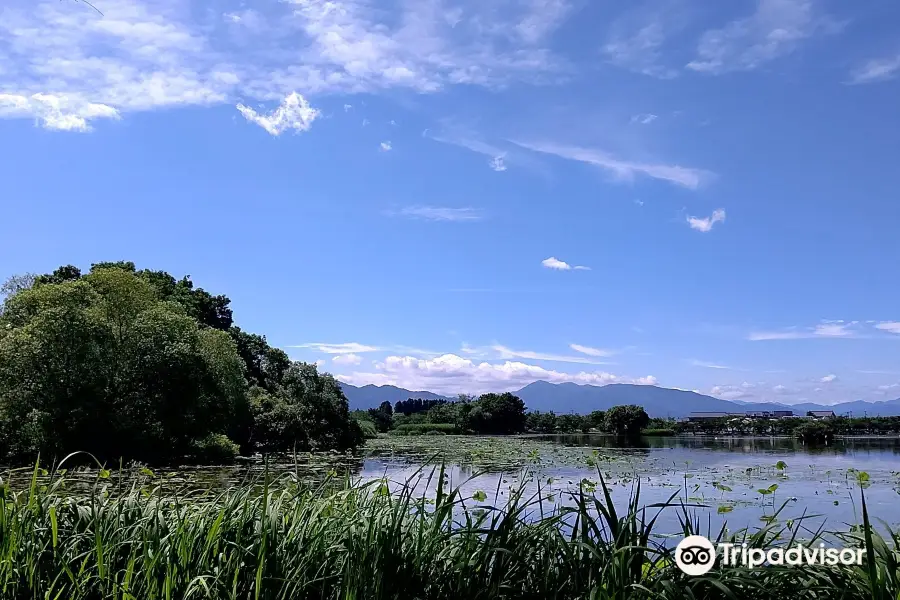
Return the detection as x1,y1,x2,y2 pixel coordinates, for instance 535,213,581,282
492,344,611,365
747,320,859,340
569,343,616,357
425,128,520,172
686,209,726,232
512,140,710,189
848,54,900,84
689,359,734,370
541,257,590,271
686,0,843,75
602,1,688,79
289,342,381,354
393,206,484,222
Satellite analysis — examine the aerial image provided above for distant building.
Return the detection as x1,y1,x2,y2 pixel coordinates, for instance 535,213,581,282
807,410,835,419
688,412,736,421
745,410,773,418
773,410,794,418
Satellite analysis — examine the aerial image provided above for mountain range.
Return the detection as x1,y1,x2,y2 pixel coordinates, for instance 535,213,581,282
339,381,900,418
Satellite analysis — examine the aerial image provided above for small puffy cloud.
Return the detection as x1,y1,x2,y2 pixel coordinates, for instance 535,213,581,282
380,141,392,151
569,344,615,357
333,354,363,365
686,209,726,232
0,93,120,132
631,113,658,124
394,206,483,222
343,104,353,111
335,353,655,394
291,342,380,354
541,257,590,271
489,156,508,172
236,92,319,136
820,374,837,383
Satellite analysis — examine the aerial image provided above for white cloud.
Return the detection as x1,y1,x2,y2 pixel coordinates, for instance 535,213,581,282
290,342,381,354
236,92,319,136
394,206,484,222
380,141,392,151
492,344,611,365
748,321,858,340
686,208,726,232
512,140,710,189
541,257,591,271
875,322,900,334
427,130,521,173
0,93,119,131
515,0,573,44
333,353,363,365
686,0,841,74
631,113,658,124
343,103,353,111
602,5,682,79
335,353,655,394
848,54,900,84
569,344,615,357
814,322,854,337
1,0,568,130
690,359,732,370
710,383,754,400
820,374,837,383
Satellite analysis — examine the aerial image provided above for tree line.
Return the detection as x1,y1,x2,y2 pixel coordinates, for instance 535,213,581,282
356,397,659,437
0,262,363,465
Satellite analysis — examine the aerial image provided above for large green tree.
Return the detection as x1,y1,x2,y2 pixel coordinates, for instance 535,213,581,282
0,262,362,464
604,404,650,437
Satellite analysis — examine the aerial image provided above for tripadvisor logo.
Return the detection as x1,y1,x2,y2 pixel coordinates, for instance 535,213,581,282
675,536,716,576
674,535,866,576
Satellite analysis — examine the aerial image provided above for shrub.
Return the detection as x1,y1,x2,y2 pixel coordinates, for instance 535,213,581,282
188,434,240,464
641,428,675,436
392,423,459,435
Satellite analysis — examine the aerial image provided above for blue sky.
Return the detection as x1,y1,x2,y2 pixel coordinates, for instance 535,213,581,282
2,0,900,405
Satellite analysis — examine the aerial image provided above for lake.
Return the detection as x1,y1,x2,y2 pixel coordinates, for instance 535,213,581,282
360,434,900,536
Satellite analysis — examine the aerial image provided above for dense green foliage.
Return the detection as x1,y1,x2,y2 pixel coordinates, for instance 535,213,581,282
0,462,894,599
603,404,650,437
0,263,361,465
394,398,447,415
794,420,836,444
392,423,459,435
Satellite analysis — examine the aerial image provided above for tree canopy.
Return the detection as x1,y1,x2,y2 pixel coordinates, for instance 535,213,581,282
0,262,362,465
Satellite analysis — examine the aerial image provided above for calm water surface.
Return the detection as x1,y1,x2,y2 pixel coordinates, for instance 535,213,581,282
363,435,900,535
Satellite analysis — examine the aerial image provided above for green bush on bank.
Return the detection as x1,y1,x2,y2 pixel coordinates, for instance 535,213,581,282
392,423,460,435
641,428,676,436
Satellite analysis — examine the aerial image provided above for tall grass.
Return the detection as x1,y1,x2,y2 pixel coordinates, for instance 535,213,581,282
0,455,895,599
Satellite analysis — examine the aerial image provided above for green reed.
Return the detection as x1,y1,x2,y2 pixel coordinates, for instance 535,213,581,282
0,454,896,599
